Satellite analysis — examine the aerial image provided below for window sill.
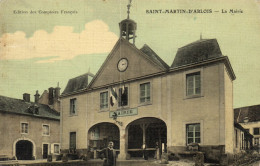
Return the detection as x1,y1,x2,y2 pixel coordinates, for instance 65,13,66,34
117,105,130,110
138,102,152,107
42,134,50,137
98,109,110,113
185,94,204,100
69,114,78,117
21,133,28,135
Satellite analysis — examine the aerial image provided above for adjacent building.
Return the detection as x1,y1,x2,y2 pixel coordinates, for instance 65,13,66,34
233,123,253,152
60,13,238,162
0,87,60,160
234,105,260,151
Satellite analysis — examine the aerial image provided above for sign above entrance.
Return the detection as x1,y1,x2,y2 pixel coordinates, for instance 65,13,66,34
109,108,138,118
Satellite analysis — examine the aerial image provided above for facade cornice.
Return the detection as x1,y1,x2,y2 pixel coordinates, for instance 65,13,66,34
0,110,60,121
60,56,235,98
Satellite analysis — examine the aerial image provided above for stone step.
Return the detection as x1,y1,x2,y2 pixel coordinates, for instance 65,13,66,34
86,160,160,166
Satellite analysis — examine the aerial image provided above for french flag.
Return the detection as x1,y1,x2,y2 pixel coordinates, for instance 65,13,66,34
110,87,118,106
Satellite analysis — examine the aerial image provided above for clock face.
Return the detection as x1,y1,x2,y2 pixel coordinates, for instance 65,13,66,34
117,58,128,72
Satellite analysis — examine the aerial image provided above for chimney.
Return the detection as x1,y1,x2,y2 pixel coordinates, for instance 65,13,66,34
34,90,40,103
23,93,30,102
55,87,60,99
48,87,54,105
54,82,60,99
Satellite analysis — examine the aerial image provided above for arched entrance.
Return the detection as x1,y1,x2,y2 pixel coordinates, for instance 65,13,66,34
16,140,33,160
127,117,167,158
88,122,120,159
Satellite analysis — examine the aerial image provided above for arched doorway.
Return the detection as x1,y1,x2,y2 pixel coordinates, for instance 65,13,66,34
16,140,33,160
127,117,167,158
88,122,120,159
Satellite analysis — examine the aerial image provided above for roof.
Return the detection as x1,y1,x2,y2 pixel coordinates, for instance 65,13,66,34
119,18,137,25
61,38,235,97
62,72,95,94
234,104,260,123
140,44,169,70
234,123,253,138
171,39,223,68
0,95,60,120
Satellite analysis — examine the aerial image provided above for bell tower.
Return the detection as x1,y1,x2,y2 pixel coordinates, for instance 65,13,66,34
119,0,137,45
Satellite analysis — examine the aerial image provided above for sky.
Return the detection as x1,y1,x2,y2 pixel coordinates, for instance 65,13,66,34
0,0,260,108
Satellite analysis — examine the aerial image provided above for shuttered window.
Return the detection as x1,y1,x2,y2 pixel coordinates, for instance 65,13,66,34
70,132,76,150
70,98,77,115
118,87,128,106
186,72,201,96
100,92,108,109
186,123,200,144
21,123,28,134
43,124,50,136
140,83,151,103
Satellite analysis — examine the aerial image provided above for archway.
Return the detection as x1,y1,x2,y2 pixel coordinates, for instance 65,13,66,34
126,117,167,158
16,140,33,160
88,122,120,159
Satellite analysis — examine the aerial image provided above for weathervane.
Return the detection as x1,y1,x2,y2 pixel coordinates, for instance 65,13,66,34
127,0,132,19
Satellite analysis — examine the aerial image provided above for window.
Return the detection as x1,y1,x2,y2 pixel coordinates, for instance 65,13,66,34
54,144,60,154
70,132,76,150
100,92,108,109
186,72,201,96
186,123,200,144
254,138,259,145
42,124,50,136
245,129,250,133
140,83,150,103
254,128,260,135
21,123,28,134
118,87,128,107
70,98,77,115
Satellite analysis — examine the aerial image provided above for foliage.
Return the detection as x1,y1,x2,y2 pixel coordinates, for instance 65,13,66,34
233,150,260,166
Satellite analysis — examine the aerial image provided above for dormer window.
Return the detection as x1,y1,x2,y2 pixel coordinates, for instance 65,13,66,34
35,107,39,114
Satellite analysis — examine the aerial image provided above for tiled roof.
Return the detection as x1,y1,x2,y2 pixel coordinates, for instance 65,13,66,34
62,72,95,94
171,39,223,68
0,95,60,120
234,105,260,123
140,44,169,70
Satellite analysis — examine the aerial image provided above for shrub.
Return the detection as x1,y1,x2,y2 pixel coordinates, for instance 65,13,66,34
233,150,260,166
62,154,68,162
168,153,180,161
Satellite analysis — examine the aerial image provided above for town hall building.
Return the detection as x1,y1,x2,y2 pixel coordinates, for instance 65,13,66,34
60,9,237,162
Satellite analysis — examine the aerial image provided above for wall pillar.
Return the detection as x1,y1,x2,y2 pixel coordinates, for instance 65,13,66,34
118,127,128,160
140,123,149,144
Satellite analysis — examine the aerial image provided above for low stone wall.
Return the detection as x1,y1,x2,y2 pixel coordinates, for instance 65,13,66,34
60,148,89,160
168,145,226,163
20,161,89,166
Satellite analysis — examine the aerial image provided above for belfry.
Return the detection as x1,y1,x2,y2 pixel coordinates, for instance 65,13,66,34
119,0,137,44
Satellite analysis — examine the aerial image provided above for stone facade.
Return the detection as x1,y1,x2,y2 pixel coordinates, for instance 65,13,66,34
60,35,236,161
0,89,60,160
0,112,60,159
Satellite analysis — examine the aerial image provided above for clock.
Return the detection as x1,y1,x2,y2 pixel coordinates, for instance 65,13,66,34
117,58,128,72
